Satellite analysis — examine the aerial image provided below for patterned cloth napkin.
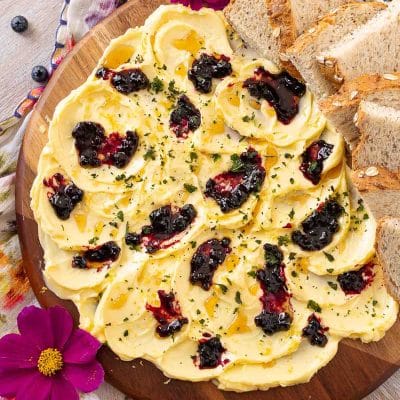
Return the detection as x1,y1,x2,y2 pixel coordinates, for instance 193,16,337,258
0,1,127,398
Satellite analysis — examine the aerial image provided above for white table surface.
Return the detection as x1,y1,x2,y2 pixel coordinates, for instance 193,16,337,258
0,0,398,398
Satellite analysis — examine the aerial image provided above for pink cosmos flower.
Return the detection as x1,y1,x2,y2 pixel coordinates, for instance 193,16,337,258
171,0,230,11
0,306,104,400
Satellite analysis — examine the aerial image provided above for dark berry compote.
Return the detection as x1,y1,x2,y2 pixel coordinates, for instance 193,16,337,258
291,199,344,251
337,262,375,295
196,336,227,369
300,140,334,184
302,314,328,347
72,241,121,269
204,148,266,213
190,238,231,290
95,67,149,94
188,53,232,93
43,173,83,220
72,121,139,168
146,290,188,337
169,95,201,139
254,244,292,335
243,67,306,124
125,204,197,253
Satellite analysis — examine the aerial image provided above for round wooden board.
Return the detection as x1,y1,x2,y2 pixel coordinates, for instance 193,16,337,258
15,1,400,399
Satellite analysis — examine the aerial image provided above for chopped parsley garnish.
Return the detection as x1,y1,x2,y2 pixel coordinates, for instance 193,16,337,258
144,146,156,160
307,300,322,313
230,154,245,173
327,281,338,290
235,291,242,304
150,76,164,93
323,252,335,262
184,183,197,193
278,235,290,247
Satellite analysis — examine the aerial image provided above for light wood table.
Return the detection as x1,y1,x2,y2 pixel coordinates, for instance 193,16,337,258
0,0,398,398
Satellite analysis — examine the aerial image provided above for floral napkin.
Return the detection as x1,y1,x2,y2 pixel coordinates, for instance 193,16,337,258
0,2,131,398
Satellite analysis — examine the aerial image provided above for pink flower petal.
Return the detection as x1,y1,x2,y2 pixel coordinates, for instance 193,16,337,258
204,0,229,9
0,368,37,398
15,370,52,400
170,0,191,5
0,334,40,370
49,307,73,350
190,0,204,10
50,375,79,400
63,329,102,364
17,306,53,350
63,361,104,392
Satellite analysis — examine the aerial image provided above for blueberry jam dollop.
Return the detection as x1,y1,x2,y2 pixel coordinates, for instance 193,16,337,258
254,244,292,335
196,336,226,369
72,121,139,168
254,311,292,335
72,241,121,269
190,238,231,290
302,314,328,347
188,53,232,93
338,262,375,295
243,67,306,124
43,173,84,220
169,95,201,139
204,148,266,213
291,199,344,251
146,290,188,337
300,140,334,185
125,204,197,253
95,67,149,94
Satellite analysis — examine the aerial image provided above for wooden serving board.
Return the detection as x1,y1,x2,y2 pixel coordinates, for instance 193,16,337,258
15,1,400,399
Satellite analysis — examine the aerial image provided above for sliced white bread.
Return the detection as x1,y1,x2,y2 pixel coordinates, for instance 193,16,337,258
224,0,299,75
319,73,400,148
289,0,356,35
351,167,400,220
224,0,283,65
353,101,400,171
317,1,400,86
376,217,400,301
287,2,387,98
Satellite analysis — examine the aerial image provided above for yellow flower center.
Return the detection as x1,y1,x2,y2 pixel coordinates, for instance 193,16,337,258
37,348,64,376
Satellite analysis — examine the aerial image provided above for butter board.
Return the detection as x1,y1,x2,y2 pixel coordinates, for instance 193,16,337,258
15,1,400,399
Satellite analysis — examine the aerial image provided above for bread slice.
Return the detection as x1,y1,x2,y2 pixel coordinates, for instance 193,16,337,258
224,0,299,75
376,217,400,301
224,0,282,65
351,166,400,219
289,0,354,35
287,2,387,98
317,1,400,86
353,101,400,171
266,0,299,75
319,73,400,148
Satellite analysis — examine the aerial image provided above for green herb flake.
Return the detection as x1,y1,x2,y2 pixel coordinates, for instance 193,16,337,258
323,252,335,262
150,76,164,93
327,281,338,290
307,300,322,313
184,183,197,193
235,291,242,304
117,210,124,222
216,284,228,294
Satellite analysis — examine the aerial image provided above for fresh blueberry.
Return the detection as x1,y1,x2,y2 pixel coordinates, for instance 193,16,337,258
31,65,49,83
11,16,28,33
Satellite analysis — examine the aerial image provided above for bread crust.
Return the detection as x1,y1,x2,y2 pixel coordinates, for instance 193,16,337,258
351,167,400,192
319,72,400,114
266,0,301,77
